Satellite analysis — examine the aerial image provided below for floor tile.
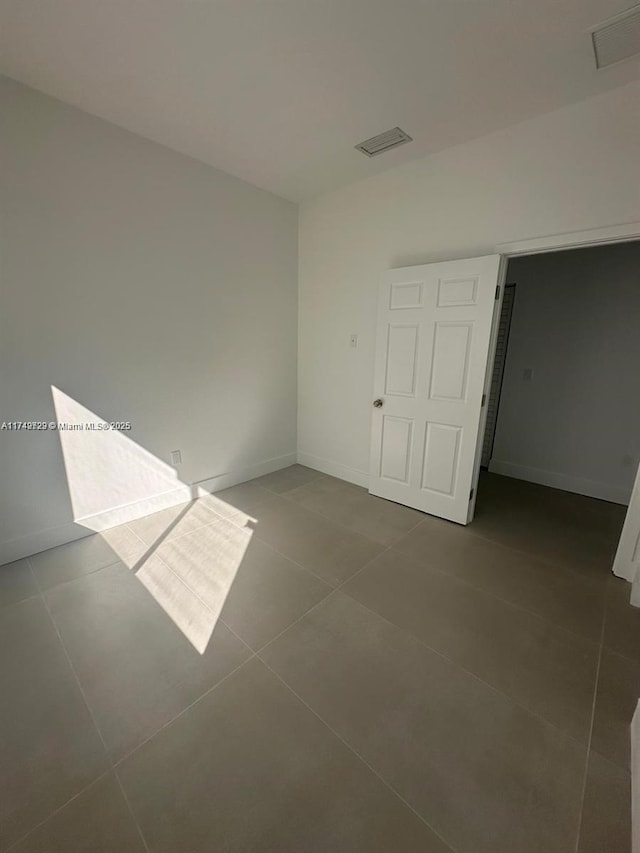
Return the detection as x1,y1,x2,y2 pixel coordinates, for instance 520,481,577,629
591,648,640,770
133,552,226,654
252,464,324,495
118,657,450,853
261,592,585,853
155,519,331,650
577,751,630,853
10,774,145,853
286,475,424,545
471,474,620,581
219,537,331,650
125,499,220,548
0,597,108,850
199,481,279,525
248,495,385,586
468,503,615,583
30,525,147,591
343,548,599,741
0,559,38,609
44,562,251,762
394,515,605,641
604,575,640,663
153,516,254,617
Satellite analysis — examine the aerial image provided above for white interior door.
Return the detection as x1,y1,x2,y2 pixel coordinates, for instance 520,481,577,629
369,255,505,524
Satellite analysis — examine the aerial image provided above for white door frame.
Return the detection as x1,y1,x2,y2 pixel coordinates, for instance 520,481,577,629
497,220,640,258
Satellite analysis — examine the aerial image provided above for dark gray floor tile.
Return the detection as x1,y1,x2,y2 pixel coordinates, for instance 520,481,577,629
394,515,605,641
30,527,146,591
577,751,631,853
253,464,324,495
45,562,251,762
343,548,599,741
0,597,108,850
118,658,450,853
261,592,585,853
471,475,620,581
219,537,331,649
0,559,38,609
591,649,640,771
471,515,613,582
11,774,145,853
604,575,640,663
286,475,423,545
248,495,384,586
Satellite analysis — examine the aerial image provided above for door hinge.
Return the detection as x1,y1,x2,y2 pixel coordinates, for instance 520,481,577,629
469,488,475,501
495,284,501,300
481,393,486,407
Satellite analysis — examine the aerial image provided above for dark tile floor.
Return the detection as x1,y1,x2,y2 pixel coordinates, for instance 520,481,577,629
0,467,633,852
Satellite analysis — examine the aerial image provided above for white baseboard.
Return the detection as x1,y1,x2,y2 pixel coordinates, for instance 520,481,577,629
194,452,298,496
488,460,630,505
0,522,96,568
0,452,297,566
297,451,370,489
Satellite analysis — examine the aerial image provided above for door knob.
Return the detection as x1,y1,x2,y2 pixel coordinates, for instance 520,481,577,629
373,398,384,408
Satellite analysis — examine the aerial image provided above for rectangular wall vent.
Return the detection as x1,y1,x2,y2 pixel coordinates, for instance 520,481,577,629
355,127,413,157
592,4,640,68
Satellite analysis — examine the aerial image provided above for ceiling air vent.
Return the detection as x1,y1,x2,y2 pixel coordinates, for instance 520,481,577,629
592,4,640,68
355,127,413,157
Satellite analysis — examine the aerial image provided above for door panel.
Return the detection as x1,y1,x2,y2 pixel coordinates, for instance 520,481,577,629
429,322,473,400
422,422,461,495
380,416,413,483
369,255,505,524
385,325,419,395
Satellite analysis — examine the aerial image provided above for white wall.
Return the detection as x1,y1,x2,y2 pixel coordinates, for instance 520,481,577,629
298,81,640,487
0,77,298,564
490,243,640,504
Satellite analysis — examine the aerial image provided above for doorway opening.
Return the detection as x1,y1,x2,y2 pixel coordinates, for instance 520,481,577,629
474,239,640,571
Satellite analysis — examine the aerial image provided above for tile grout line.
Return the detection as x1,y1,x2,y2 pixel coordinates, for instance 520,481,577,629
242,587,341,656
112,654,257,771
593,638,640,670
269,473,617,634
256,652,458,853
247,544,598,760
384,542,606,649
25,557,152,853
109,543,398,772
572,592,607,853
266,472,425,550
244,545,396,657
272,470,621,579
29,551,261,838
210,497,605,755
4,769,114,853
328,581,598,755
459,521,617,588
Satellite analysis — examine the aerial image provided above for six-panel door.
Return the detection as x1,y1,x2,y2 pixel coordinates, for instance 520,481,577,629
369,255,503,524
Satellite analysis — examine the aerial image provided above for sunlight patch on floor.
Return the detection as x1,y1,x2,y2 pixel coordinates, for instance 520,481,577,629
52,385,255,654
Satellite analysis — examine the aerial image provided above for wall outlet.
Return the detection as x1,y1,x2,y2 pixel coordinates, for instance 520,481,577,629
350,334,358,348
170,450,182,465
